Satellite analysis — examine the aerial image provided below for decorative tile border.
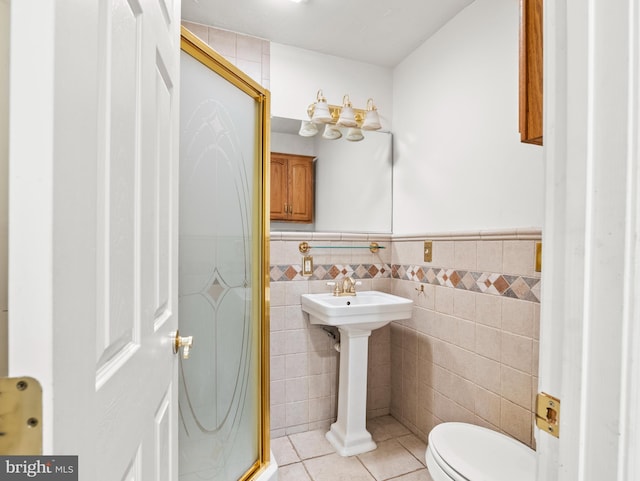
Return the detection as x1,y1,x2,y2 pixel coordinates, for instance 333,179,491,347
392,264,541,303
270,263,391,282
269,262,540,303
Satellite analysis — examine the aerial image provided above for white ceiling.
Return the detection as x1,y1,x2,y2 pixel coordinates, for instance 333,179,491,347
181,0,474,68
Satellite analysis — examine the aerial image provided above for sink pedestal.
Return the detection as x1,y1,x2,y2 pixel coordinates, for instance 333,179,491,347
326,327,377,456
300,291,414,456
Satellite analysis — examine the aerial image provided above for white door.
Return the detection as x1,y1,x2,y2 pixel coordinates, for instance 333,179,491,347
8,0,181,479
538,0,640,480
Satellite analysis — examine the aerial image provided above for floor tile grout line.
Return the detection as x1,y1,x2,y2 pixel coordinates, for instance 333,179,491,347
353,435,428,481
396,435,428,467
284,433,304,464
385,466,430,481
300,459,314,481
354,452,382,481
285,434,302,466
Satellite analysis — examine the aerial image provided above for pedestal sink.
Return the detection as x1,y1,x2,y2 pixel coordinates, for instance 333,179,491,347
300,290,413,456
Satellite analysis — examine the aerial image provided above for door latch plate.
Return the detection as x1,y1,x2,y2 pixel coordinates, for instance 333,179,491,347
536,392,560,438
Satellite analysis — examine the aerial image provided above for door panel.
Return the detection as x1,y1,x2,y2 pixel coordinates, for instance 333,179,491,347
95,0,181,478
270,156,287,220
289,157,312,221
95,0,142,381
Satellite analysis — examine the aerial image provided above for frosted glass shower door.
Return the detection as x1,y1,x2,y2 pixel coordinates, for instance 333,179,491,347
178,31,269,481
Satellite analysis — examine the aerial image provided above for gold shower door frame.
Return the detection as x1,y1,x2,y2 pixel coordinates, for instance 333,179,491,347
180,27,271,481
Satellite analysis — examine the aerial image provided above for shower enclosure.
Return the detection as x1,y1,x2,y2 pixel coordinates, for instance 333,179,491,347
178,28,270,481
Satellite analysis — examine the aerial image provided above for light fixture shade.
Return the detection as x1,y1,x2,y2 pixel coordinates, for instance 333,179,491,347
345,127,364,142
337,106,357,127
312,102,332,123
361,98,382,130
322,124,342,140
336,94,357,128
362,110,381,130
298,120,318,137
311,90,333,123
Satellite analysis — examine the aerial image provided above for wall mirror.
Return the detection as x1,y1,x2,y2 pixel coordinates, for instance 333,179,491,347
270,117,393,233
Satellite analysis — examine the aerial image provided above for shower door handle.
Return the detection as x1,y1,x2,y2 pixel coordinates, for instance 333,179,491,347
173,330,194,360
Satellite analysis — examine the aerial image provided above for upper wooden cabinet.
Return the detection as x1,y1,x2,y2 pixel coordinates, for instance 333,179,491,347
519,0,543,145
270,152,314,223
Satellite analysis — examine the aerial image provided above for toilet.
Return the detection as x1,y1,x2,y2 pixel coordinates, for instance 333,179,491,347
425,422,535,481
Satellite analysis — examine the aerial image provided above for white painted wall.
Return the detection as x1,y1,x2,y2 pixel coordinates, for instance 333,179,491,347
271,131,316,158
392,0,544,234
0,0,9,377
270,43,393,130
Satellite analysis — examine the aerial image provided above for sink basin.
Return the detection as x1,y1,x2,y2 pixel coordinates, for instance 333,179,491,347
300,290,413,331
300,290,413,456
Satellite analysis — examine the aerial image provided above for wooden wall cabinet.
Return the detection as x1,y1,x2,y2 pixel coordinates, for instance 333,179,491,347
519,0,543,145
270,152,314,223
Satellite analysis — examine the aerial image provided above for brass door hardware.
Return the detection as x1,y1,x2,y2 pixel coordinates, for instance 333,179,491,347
174,330,194,359
0,377,43,454
536,392,560,437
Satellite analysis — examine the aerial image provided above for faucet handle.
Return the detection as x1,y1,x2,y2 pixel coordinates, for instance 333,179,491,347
327,281,341,295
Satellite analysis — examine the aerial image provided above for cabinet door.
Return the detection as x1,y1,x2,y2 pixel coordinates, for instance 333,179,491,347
519,0,543,145
270,152,314,223
288,156,313,223
270,154,288,220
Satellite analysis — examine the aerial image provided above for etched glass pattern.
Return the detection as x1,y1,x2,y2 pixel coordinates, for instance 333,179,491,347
178,51,259,481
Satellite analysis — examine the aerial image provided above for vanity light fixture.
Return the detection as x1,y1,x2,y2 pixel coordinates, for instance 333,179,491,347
301,89,382,141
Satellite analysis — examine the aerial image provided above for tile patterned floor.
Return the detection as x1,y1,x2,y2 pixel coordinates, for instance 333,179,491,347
272,416,435,481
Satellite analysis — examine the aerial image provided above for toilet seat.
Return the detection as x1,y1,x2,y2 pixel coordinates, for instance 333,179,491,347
426,442,468,481
426,422,535,481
